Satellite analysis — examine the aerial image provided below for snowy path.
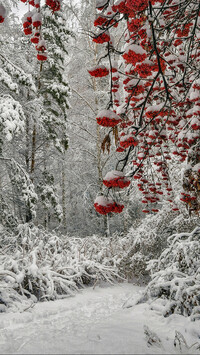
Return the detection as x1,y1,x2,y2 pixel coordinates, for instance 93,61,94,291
0,283,200,354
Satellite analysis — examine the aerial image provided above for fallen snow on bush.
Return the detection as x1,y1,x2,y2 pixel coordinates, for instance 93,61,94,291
0,224,127,312
139,227,200,319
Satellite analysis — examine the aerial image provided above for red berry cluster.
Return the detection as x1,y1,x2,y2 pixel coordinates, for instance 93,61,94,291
22,11,42,36
93,31,110,44
96,117,121,127
112,0,135,17
45,0,61,12
88,65,109,78
126,0,148,12
94,15,107,27
180,192,196,203
103,171,131,188
112,203,124,213
96,110,122,127
94,196,124,215
123,45,147,66
119,135,139,149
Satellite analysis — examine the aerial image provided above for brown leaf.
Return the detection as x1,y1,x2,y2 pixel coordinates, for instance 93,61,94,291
101,134,111,154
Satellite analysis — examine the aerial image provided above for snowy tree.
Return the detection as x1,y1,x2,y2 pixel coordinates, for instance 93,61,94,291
0,0,71,229
30,4,71,228
0,7,38,227
41,4,70,152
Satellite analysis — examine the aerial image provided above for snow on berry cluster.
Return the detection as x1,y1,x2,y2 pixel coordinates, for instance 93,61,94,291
96,109,121,127
103,170,130,188
94,196,124,215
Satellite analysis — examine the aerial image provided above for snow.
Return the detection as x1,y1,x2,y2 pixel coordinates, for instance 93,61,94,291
96,0,108,8
22,11,33,23
0,97,25,140
193,163,200,172
124,44,147,55
96,109,120,120
125,78,140,88
146,103,163,113
190,90,200,101
32,13,42,23
94,195,113,206
103,170,125,181
116,104,126,115
0,68,18,93
112,60,118,69
141,58,154,66
0,283,200,354
120,133,135,142
37,39,46,51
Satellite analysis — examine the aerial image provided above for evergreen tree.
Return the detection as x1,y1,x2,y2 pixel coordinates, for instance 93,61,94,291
41,5,71,153
32,5,72,228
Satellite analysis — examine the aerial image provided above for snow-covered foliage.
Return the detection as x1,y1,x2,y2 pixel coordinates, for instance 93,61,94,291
0,96,25,142
37,170,63,223
7,159,38,222
139,227,200,319
42,6,71,114
0,68,18,93
2,208,197,313
0,195,18,231
0,223,132,312
119,207,200,282
0,54,36,94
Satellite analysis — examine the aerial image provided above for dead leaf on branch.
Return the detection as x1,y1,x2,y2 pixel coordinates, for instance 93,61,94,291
112,126,119,146
101,134,111,154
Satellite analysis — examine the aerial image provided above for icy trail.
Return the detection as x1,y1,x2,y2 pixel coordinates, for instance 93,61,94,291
0,283,200,354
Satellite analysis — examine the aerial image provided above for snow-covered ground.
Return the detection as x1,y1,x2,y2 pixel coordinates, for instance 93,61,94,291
0,283,200,354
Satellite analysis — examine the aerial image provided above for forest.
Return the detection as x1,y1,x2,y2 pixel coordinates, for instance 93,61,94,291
0,0,200,354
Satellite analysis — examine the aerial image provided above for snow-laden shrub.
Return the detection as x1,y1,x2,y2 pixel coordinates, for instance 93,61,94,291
0,280,35,313
119,207,199,282
141,227,200,319
0,224,128,312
